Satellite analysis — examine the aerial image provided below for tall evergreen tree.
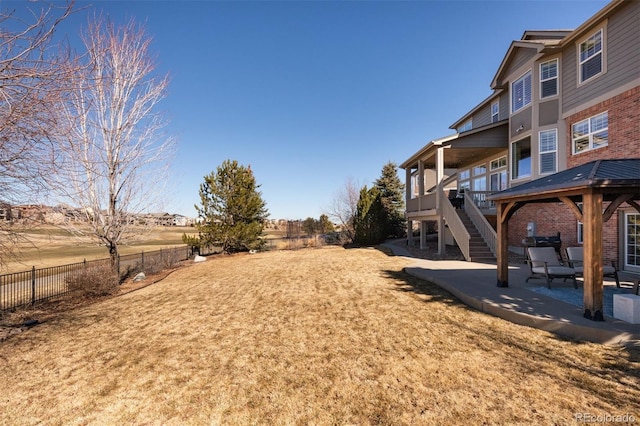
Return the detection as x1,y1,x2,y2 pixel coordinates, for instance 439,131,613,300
374,162,406,238
195,160,269,253
353,186,386,245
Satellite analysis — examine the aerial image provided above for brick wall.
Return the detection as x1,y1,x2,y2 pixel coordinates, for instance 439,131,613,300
565,86,640,167
508,202,620,265
508,85,639,264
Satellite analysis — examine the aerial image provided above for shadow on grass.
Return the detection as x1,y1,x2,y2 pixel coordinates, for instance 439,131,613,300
383,267,640,408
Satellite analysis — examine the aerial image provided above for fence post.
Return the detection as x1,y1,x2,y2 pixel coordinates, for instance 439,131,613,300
31,266,36,305
141,251,144,270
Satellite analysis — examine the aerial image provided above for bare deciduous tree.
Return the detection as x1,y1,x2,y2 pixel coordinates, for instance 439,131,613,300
54,16,175,266
0,1,74,269
326,177,361,243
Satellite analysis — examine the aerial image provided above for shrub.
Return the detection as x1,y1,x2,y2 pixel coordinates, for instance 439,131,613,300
66,264,119,297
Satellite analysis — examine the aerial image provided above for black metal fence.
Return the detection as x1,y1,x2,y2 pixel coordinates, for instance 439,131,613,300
0,245,195,313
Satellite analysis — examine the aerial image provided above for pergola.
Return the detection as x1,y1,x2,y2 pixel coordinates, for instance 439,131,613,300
489,159,640,321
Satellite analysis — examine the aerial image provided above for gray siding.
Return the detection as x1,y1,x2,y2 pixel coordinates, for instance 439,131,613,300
510,108,532,138
472,104,492,128
499,91,510,120
562,1,640,113
504,48,537,79
539,99,559,126
468,92,510,129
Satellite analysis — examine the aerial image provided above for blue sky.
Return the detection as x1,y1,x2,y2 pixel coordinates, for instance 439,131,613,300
13,0,610,219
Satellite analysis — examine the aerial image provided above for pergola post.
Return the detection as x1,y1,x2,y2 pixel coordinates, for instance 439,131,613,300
496,202,510,287
582,191,604,321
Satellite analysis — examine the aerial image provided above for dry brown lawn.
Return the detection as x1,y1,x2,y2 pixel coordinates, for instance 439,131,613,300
0,247,638,425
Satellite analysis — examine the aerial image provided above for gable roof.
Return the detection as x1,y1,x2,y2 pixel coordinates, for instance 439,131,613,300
490,0,625,90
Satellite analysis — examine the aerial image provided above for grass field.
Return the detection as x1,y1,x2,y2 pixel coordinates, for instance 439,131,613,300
1,225,196,273
0,247,638,424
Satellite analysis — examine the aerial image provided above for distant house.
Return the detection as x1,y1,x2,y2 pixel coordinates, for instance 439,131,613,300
172,214,189,227
401,0,639,270
0,203,13,221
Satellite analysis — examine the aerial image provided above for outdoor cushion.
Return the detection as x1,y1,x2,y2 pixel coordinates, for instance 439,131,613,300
526,246,577,289
532,266,575,276
572,265,616,275
565,246,621,287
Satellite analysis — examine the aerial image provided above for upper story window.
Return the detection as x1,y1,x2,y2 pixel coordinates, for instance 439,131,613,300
458,119,472,133
490,156,507,170
512,71,532,113
572,111,608,154
539,129,557,174
540,59,558,98
491,101,499,123
579,29,603,84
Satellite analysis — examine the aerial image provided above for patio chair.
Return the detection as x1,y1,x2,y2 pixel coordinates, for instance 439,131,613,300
526,246,578,289
564,246,621,288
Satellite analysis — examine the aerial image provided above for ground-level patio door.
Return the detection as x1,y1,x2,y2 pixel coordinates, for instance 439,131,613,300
624,212,640,273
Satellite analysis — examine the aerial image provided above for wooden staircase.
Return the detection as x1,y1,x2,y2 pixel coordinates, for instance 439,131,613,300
455,209,495,262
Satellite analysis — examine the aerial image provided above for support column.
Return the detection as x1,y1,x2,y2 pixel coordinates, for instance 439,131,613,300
418,160,424,212
437,216,445,255
583,191,604,321
405,168,413,247
420,221,426,250
496,202,510,287
436,146,446,256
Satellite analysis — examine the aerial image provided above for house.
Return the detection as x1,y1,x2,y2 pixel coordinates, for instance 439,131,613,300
400,0,639,319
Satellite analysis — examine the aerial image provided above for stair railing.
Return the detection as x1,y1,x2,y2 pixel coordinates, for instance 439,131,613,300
439,186,471,261
464,191,497,257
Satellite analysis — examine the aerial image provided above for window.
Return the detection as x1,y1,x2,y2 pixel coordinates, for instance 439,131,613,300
540,59,558,98
458,120,472,133
512,71,532,113
490,171,507,191
473,177,486,191
572,111,608,154
539,129,557,174
511,138,531,180
458,169,470,192
472,164,487,191
577,203,583,244
579,29,603,83
625,213,640,271
491,101,499,123
490,156,507,191
473,165,486,176
490,156,507,170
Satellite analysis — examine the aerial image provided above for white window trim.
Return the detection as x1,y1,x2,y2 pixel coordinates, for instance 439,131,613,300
539,58,559,99
490,156,507,171
577,26,606,86
511,138,532,181
511,70,532,114
539,129,557,175
577,202,583,244
491,101,500,123
571,111,609,155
